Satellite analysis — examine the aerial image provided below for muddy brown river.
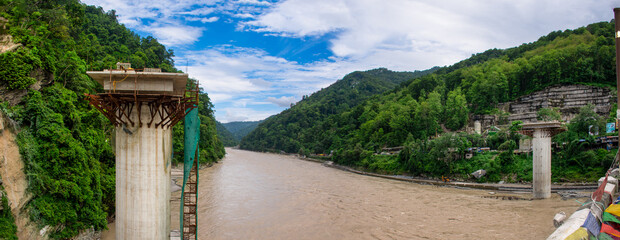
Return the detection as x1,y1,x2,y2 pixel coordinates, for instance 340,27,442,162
103,148,582,239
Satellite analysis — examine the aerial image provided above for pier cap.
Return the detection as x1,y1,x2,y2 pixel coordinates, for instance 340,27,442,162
87,63,188,96
520,121,566,137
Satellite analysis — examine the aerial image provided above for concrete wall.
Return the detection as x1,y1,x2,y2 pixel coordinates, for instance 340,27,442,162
472,85,613,129
115,105,172,240
507,85,612,123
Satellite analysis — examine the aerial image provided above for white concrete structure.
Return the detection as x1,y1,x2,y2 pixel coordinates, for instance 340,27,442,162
547,208,590,240
474,121,481,135
522,122,565,199
115,111,172,239
87,68,187,96
532,128,552,199
86,64,189,240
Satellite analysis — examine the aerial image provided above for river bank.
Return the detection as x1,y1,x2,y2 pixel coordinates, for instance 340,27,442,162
295,155,598,195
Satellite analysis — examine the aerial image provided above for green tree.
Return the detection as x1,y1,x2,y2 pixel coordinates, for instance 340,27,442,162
537,107,562,122
569,104,605,137
444,88,468,130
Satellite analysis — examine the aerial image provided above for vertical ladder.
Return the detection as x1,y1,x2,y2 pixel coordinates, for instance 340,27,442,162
182,151,198,240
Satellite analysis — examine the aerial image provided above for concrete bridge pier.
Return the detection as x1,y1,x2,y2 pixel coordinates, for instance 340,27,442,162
85,63,195,239
521,122,565,199
115,111,172,239
532,128,553,199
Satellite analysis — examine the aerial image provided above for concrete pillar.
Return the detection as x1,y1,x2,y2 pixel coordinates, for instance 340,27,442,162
532,129,552,199
115,106,172,240
474,121,481,134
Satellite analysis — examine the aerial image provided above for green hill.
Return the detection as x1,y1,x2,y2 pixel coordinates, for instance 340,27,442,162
222,120,262,142
216,121,238,147
240,67,437,153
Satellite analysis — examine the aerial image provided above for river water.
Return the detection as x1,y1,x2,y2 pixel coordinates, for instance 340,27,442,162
105,148,581,239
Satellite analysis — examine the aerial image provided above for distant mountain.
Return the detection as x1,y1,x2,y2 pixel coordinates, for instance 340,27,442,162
223,121,262,141
216,121,237,147
240,67,438,153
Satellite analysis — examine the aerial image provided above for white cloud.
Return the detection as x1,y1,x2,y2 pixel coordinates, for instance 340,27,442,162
266,96,296,107
180,45,351,99
149,25,205,46
176,45,363,122
236,0,272,6
244,0,617,69
179,7,216,16
202,16,220,23
81,0,219,46
208,93,234,103
220,107,278,123
186,16,220,23
233,13,256,19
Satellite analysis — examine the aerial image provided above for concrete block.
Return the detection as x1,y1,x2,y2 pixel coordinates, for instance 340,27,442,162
605,183,617,198
471,169,486,179
547,209,590,240
599,176,618,187
553,212,566,228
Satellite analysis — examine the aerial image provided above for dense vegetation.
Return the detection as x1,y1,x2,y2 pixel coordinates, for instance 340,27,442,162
241,21,617,182
0,0,223,238
0,186,17,240
216,121,237,147
241,67,437,153
172,80,225,164
222,120,262,142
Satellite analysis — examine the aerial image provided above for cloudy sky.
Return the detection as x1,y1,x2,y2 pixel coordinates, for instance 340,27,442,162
82,0,617,123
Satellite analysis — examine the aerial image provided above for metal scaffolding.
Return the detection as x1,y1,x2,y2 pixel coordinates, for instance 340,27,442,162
181,88,200,240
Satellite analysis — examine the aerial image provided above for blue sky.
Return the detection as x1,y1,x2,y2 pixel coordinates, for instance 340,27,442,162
82,0,617,123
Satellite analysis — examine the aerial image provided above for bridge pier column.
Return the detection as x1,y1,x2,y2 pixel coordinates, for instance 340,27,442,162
521,122,565,199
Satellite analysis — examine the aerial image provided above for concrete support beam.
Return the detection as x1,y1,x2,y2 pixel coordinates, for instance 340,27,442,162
532,129,552,199
521,121,565,199
115,107,172,240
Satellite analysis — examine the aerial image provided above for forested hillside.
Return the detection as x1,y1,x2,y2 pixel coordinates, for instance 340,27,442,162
223,120,262,142
241,21,617,182
240,67,437,153
0,0,223,238
216,121,237,147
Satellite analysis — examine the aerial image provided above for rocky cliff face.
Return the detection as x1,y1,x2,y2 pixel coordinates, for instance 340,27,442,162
0,112,40,239
474,85,614,128
507,85,612,122
0,17,20,54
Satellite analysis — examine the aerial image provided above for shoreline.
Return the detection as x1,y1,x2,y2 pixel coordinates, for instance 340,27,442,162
292,155,598,194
